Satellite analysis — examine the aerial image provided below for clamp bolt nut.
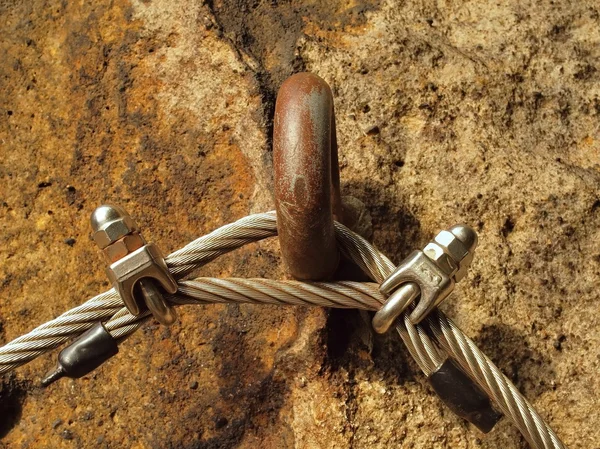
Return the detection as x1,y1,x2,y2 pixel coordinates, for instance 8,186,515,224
91,204,139,249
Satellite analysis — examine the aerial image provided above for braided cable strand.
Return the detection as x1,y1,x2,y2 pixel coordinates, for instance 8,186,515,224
0,213,278,375
332,222,565,449
0,290,123,374
427,311,565,449
175,279,384,310
101,279,387,341
166,212,278,277
0,212,566,448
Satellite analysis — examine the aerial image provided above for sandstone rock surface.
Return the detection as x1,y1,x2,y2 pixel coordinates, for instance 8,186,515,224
1,1,599,448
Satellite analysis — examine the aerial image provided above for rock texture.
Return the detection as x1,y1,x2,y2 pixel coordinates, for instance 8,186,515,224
1,0,599,448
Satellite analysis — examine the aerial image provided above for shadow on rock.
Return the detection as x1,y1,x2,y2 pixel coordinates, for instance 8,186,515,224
0,375,29,439
475,323,557,398
323,186,423,382
180,304,290,449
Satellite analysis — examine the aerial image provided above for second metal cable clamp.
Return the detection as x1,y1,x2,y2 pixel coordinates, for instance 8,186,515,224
372,224,503,433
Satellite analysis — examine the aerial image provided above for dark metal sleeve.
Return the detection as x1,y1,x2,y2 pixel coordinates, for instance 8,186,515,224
428,358,503,433
57,322,119,378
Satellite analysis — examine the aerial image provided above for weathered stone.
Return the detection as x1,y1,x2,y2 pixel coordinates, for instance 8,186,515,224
1,0,599,448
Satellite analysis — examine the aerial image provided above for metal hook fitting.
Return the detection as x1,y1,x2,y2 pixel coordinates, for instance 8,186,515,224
91,204,178,326
274,72,344,281
373,224,478,328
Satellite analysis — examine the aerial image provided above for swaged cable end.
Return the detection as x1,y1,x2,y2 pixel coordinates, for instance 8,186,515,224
428,358,503,433
41,365,66,387
40,323,119,387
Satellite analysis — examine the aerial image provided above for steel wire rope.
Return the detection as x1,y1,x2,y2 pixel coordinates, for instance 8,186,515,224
0,212,566,449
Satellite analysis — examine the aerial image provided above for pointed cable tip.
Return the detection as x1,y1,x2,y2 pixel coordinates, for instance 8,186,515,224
41,365,66,387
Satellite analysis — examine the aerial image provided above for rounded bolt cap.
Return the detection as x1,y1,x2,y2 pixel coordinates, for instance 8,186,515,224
449,224,478,254
91,204,139,249
91,204,128,231
448,224,478,283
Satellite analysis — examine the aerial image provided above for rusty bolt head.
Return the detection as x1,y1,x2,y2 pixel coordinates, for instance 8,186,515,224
423,242,458,277
103,233,145,263
91,204,139,249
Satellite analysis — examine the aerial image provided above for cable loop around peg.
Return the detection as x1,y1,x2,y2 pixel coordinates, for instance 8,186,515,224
373,224,478,327
274,72,344,281
91,204,178,326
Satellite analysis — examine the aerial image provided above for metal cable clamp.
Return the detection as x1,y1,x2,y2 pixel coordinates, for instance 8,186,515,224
91,204,178,326
373,224,478,327
372,224,502,432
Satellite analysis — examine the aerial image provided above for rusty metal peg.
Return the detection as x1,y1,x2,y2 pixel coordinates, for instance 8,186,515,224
274,72,344,281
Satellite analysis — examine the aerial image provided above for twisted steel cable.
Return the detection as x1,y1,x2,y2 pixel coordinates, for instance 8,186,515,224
0,213,279,374
332,220,565,449
101,279,387,342
0,212,566,448
165,212,278,277
175,278,384,310
0,291,123,373
427,311,565,449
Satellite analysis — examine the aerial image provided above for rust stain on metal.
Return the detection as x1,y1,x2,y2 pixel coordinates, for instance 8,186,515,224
274,72,343,281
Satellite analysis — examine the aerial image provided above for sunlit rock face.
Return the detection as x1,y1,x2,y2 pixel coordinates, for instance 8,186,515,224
0,1,598,447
